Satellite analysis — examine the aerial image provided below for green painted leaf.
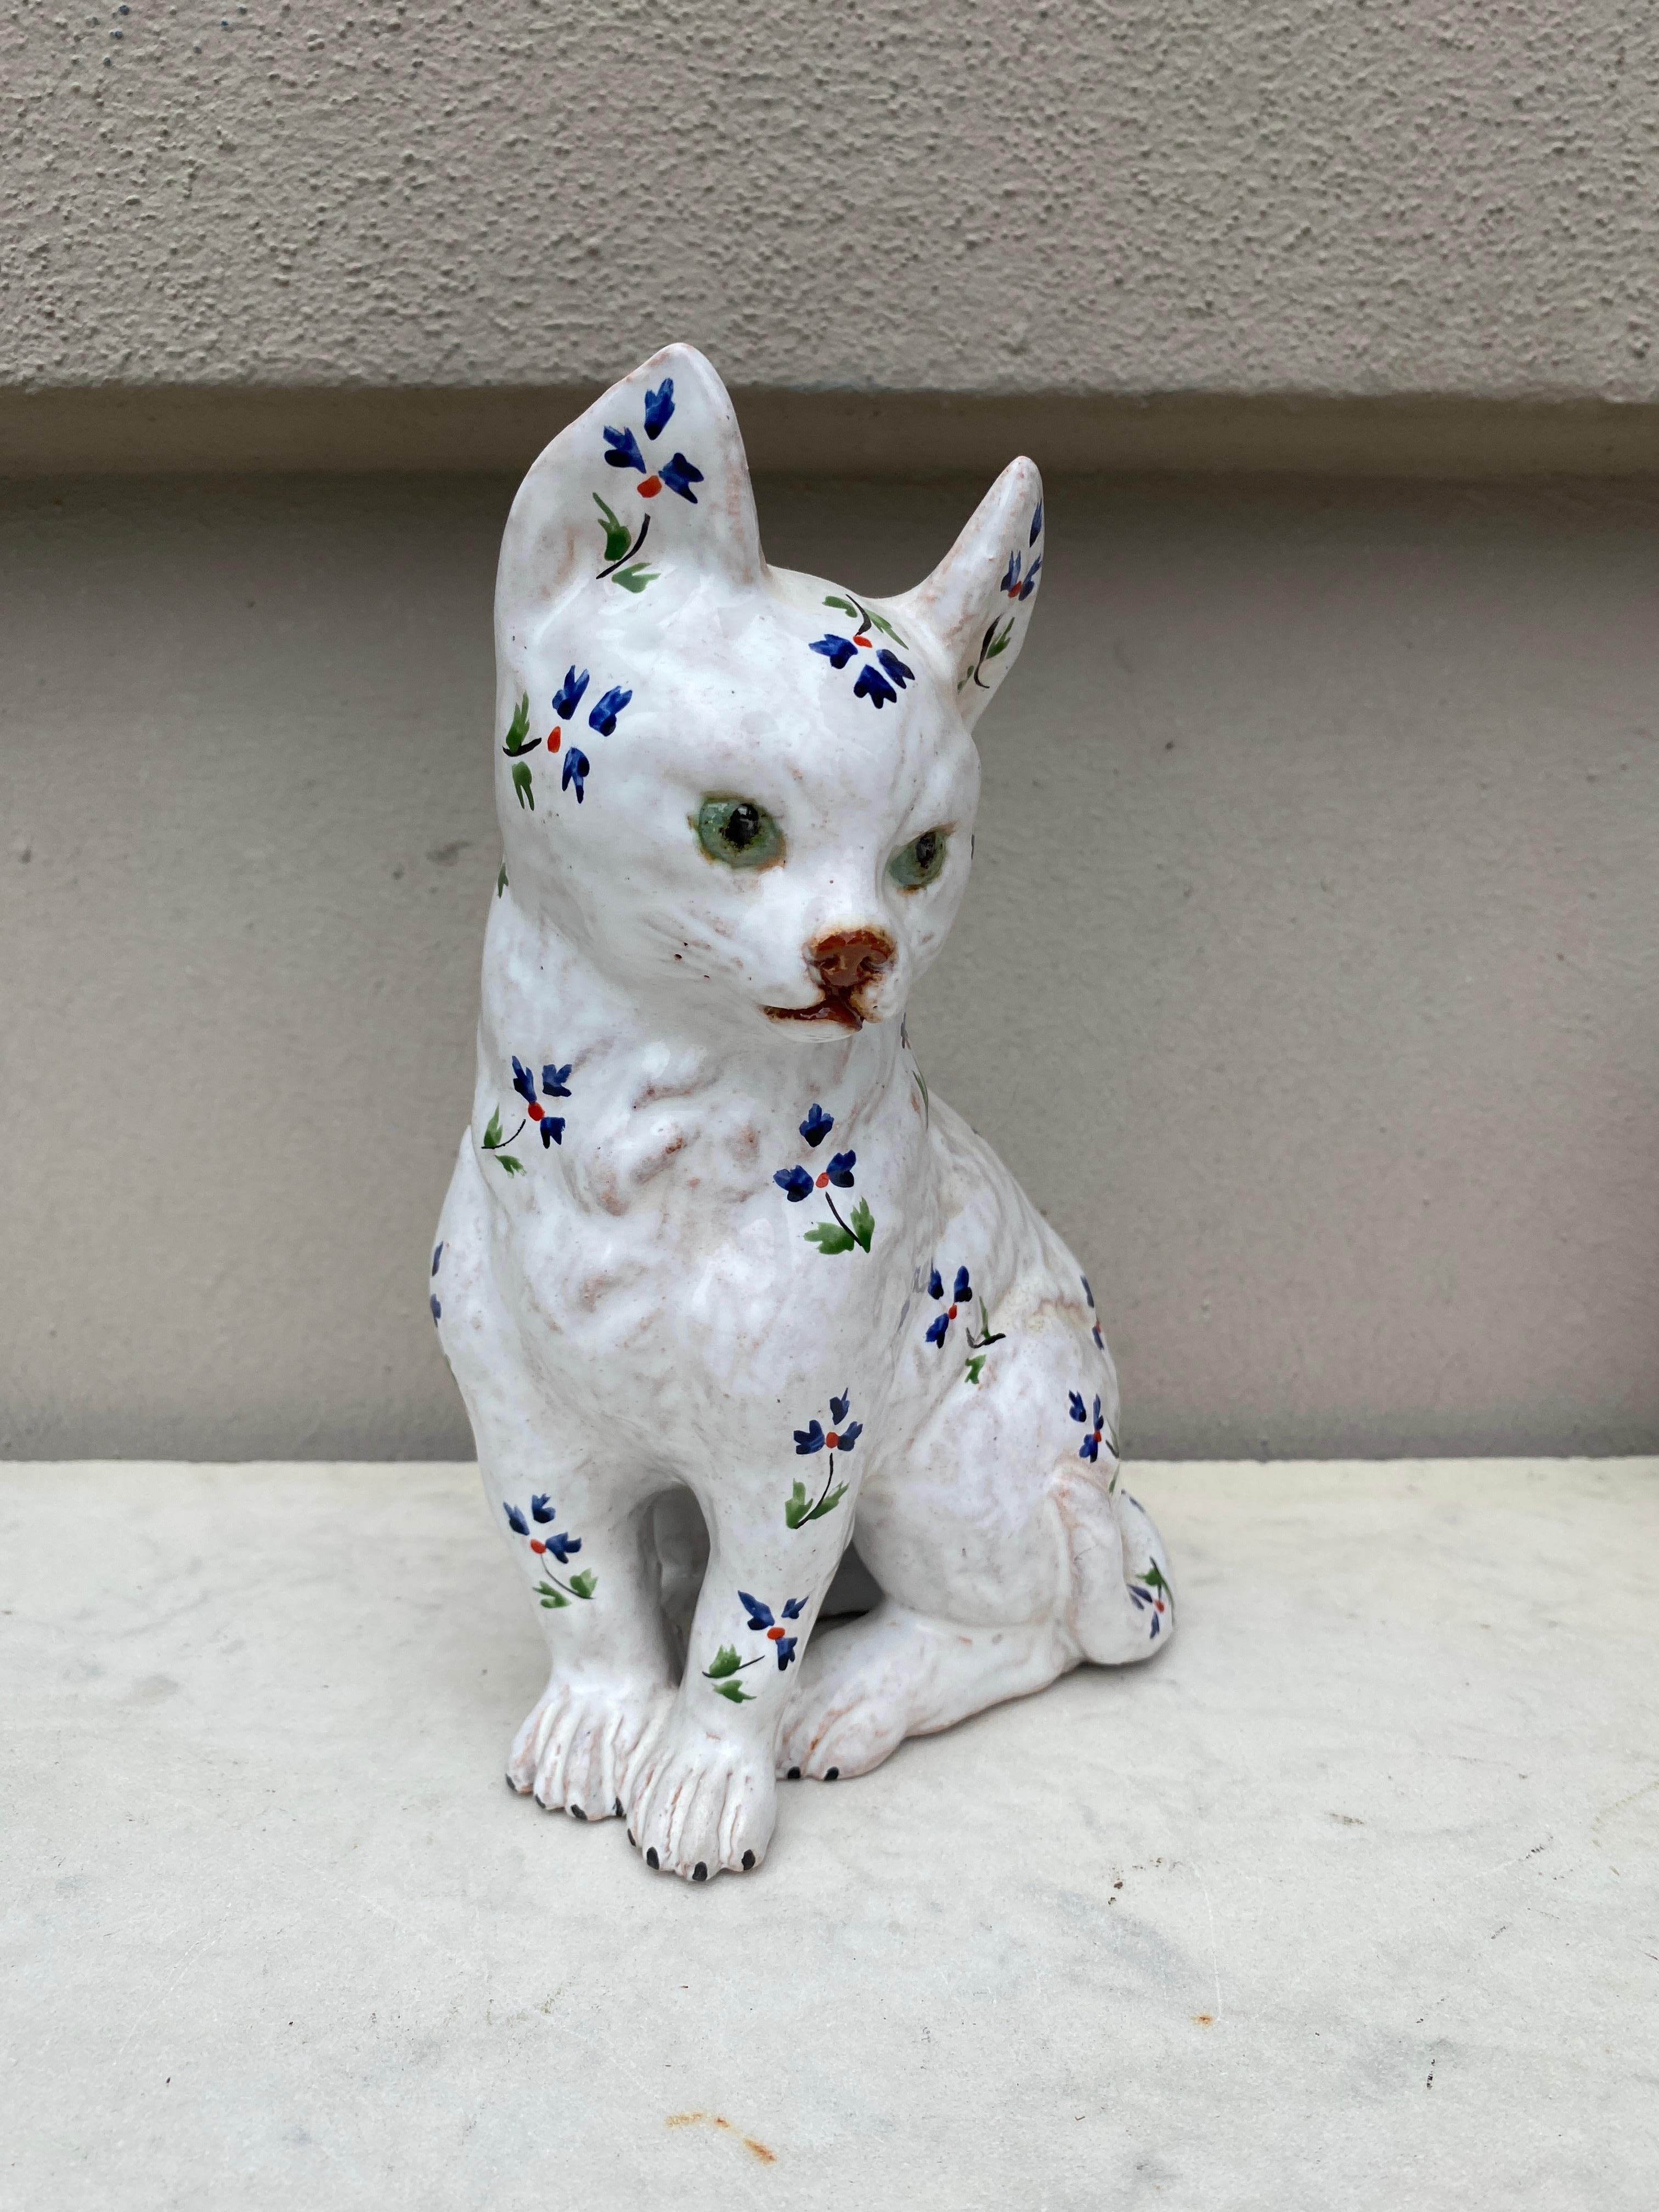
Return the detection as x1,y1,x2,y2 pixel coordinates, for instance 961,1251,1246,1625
1143,1561,1168,1594
503,693,529,752
785,1483,810,1531
612,563,657,594
713,1679,755,1703
805,1221,856,1255
964,1353,987,1387
805,1482,847,1522
868,610,907,646
482,1108,504,1150
823,594,860,618
849,1197,875,1252
985,618,1015,662
496,859,508,897
511,759,535,810
911,1064,930,1124
568,1568,597,1600
592,492,632,562
495,1152,525,1175
538,1587,569,1609
706,1643,743,1679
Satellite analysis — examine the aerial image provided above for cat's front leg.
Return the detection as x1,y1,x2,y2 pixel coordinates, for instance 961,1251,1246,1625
622,1490,851,1881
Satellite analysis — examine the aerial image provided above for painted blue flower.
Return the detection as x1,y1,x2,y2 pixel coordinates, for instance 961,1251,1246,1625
826,1149,856,1187
810,634,857,670
603,424,646,475
774,1165,814,1201
531,1494,555,1522
504,1503,529,1536
659,451,703,503
511,1057,538,1107
543,1062,572,1098
431,1243,443,1276
738,1590,807,1668
794,1393,862,1455
1070,1391,1106,1460
552,666,590,720
1018,555,1042,602
1001,552,1021,595
430,1293,441,1323
1030,500,1043,544
877,648,913,689
562,747,590,800
926,1262,972,1347
543,1530,580,1564
853,662,898,708
1000,550,1043,602
644,379,675,438
538,1115,565,1149
799,1102,834,1148
588,685,633,737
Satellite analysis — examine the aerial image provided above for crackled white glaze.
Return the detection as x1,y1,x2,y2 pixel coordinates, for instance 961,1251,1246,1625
432,345,1172,1882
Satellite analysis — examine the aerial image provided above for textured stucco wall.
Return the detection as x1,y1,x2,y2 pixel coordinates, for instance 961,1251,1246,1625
4,2,1658,404
3,471,1655,1461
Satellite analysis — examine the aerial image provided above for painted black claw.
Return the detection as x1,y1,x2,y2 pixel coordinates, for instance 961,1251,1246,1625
646,1846,660,1869
741,1850,755,1871
787,1766,800,1780
569,1804,586,1821
825,1768,839,1780
613,1798,624,1818
693,1861,708,1882
627,1829,636,1847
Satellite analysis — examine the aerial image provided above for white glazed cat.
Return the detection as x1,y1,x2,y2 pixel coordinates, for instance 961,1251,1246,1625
432,345,1173,1882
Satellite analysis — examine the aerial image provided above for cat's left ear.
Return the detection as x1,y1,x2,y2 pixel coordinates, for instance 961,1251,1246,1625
496,343,765,640
890,458,1045,730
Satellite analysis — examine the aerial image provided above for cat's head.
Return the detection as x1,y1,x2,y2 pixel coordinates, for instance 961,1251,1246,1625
493,344,1045,1045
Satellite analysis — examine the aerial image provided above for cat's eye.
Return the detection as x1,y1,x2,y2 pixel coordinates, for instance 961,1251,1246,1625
695,795,785,870
888,826,949,890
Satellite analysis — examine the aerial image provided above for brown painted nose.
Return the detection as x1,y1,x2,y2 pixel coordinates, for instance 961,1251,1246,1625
810,928,896,996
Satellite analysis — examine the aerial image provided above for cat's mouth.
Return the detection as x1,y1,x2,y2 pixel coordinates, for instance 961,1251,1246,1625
762,989,868,1032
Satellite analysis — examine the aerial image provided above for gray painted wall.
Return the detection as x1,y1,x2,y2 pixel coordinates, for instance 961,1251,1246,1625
3,472,1655,1460
7,4,1658,403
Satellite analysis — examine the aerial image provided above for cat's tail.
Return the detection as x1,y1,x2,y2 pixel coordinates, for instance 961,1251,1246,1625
1054,1467,1176,1665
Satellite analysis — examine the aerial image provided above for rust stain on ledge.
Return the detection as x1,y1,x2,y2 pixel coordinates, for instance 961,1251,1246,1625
666,2111,777,2163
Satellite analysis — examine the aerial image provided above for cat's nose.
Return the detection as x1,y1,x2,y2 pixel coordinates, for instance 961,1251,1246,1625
810,928,896,996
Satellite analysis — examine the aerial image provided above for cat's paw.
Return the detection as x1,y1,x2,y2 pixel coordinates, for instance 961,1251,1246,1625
621,1713,776,1881
507,1681,668,1822
776,1622,910,1782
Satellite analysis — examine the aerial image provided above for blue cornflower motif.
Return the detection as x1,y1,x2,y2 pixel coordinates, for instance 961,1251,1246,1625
774,1165,814,1201
562,747,591,801
877,648,913,688
799,1102,834,1148
658,451,703,503
644,379,675,438
543,1062,572,1098
539,1529,580,1564
511,1057,538,1107
504,1503,529,1536
794,1393,862,1456
1070,1391,1106,1460
1018,555,1042,602
853,662,897,708
1030,499,1043,544
588,685,632,737
530,1494,554,1522
603,424,646,475
552,666,590,720
738,1591,807,1668
1001,552,1021,595
926,1262,972,1346
826,1150,856,1186
509,1056,569,1145
810,634,857,670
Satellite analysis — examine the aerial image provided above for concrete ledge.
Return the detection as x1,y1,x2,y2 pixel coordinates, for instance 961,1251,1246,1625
5,1458,1655,2209
7,386,1659,479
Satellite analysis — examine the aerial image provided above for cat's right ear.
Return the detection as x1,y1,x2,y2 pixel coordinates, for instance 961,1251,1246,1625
496,343,765,645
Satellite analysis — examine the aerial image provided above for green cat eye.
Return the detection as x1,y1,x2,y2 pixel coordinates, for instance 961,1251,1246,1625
888,826,949,889
695,795,785,871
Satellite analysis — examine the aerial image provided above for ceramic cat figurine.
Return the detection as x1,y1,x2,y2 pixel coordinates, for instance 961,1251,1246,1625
431,344,1173,1882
